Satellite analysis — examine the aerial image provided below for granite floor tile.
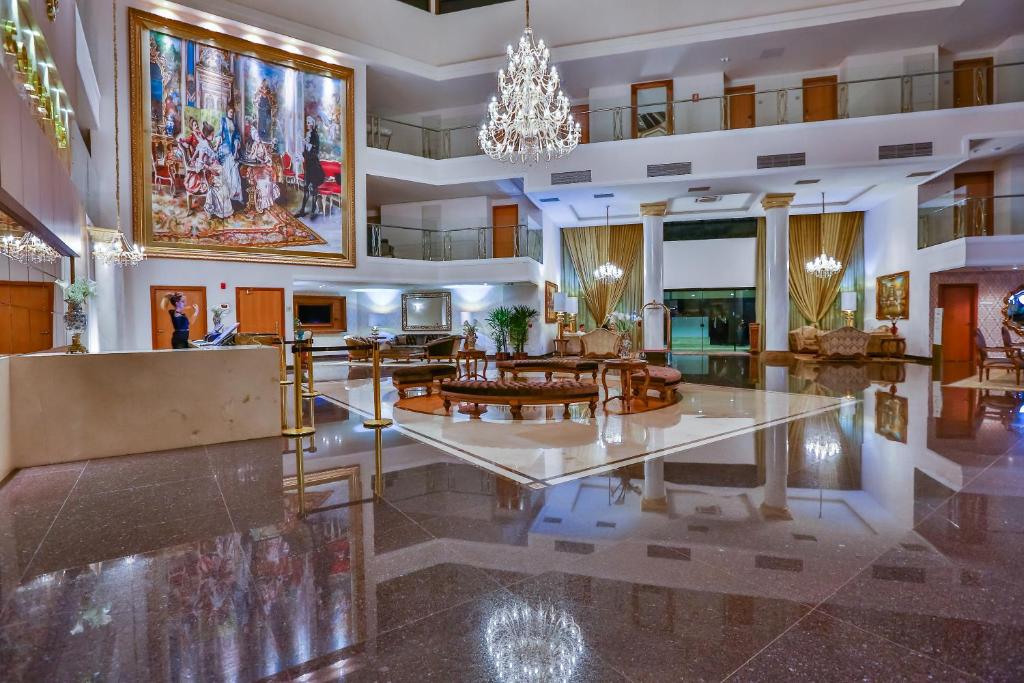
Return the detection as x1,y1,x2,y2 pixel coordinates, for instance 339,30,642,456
72,445,212,495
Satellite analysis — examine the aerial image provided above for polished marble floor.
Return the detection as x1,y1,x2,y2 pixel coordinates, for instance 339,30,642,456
0,356,1022,681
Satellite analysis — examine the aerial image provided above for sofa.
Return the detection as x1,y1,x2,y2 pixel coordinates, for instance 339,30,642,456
580,328,622,359
818,327,871,359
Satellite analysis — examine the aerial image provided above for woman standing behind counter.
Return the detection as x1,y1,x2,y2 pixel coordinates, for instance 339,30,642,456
166,292,199,349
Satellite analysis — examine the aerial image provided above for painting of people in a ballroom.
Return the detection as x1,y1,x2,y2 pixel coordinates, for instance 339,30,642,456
136,20,353,266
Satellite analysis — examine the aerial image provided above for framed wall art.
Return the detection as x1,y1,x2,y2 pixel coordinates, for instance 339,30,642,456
129,9,355,267
876,271,909,320
544,281,559,324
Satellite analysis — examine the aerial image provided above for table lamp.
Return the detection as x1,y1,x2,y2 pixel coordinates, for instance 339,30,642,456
565,296,579,332
553,293,568,339
840,291,857,327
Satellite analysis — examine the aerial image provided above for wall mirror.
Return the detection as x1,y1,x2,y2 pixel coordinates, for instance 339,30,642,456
402,291,452,331
1003,284,1024,337
631,80,674,138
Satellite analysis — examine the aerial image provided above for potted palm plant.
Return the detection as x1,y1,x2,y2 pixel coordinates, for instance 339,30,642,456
508,305,539,359
486,306,513,360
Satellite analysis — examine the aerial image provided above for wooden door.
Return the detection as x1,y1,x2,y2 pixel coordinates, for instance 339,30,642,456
570,104,590,144
491,204,519,259
725,85,755,129
631,79,674,138
236,287,285,335
953,171,994,237
0,281,54,354
802,76,838,122
939,283,977,365
953,58,993,107
151,286,208,349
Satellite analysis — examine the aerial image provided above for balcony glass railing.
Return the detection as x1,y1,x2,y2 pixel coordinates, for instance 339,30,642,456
368,61,1024,159
367,223,542,263
918,193,1024,248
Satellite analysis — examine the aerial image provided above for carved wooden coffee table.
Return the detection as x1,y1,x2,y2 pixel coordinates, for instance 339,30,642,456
601,358,650,413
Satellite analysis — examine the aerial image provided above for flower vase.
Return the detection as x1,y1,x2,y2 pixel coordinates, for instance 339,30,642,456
620,337,632,358
64,301,88,354
889,320,899,336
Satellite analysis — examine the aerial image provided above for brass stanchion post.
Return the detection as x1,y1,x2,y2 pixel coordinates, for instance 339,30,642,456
303,335,322,399
362,338,392,498
283,341,315,437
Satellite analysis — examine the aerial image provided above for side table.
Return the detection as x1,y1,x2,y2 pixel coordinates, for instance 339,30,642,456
879,337,906,358
601,359,650,413
457,349,488,380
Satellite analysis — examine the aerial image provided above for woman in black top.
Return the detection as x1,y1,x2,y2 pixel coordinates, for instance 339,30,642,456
167,292,199,349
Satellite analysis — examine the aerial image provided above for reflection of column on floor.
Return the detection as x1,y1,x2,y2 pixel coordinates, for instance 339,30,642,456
641,457,668,512
761,193,794,357
641,201,668,350
761,365,792,519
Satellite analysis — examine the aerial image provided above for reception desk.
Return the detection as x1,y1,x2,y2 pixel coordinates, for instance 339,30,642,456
0,346,280,479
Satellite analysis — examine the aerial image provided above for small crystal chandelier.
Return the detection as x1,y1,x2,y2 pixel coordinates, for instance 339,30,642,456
593,206,623,283
485,602,584,683
804,192,841,279
479,0,581,164
805,433,841,462
93,231,145,267
0,232,60,264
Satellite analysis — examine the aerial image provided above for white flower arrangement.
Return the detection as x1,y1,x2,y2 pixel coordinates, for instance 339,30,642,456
55,279,97,304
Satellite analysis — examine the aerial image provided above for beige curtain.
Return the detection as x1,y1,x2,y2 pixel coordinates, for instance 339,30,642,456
563,223,643,325
788,212,862,325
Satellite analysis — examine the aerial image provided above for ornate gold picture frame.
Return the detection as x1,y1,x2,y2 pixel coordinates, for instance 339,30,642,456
128,9,356,267
544,281,558,324
401,291,452,332
876,271,909,320
1002,283,1024,338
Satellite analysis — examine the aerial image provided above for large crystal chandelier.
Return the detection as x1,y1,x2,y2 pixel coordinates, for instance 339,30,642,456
485,602,584,683
0,232,60,264
804,193,841,279
93,230,145,267
479,0,581,164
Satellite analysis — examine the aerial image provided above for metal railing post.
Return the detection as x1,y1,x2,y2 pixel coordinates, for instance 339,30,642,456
838,82,849,119
283,341,314,437
776,90,788,124
363,337,393,498
613,108,623,141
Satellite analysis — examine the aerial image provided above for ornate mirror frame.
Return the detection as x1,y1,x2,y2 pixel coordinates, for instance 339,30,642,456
401,291,452,332
1001,283,1024,337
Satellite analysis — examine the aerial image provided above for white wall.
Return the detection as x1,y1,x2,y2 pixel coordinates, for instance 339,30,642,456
663,238,756,290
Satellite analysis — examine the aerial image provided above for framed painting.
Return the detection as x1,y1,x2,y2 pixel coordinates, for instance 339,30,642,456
129,9,355,267
876,271,909,320
544,281,559,324
875,390,908,443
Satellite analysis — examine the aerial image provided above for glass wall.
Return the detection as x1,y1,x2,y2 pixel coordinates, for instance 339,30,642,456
665,288,755,352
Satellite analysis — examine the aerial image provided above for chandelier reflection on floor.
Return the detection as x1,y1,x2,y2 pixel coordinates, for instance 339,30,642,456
805,433,841,462
486,602,584,682
478,0,581,164
0,232,60,264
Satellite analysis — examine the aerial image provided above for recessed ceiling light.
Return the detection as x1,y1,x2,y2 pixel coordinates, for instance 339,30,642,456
696,196,720,203
720,57,730,63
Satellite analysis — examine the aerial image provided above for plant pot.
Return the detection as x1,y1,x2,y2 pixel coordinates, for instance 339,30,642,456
513,352,528,360
495,352,512,361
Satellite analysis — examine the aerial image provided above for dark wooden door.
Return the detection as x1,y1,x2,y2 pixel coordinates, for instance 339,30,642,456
802,76,838,122
151,286,208,349
940,283,977,364
953,58,993,107
491,204,519,258
236,287,285,335
0,281,54,354
953,171,994,237
725,85,755,129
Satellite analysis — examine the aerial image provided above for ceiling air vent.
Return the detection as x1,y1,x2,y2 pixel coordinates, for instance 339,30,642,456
593,192,615,199
539,197,560,203
687,185,711,192
795,178,820,185
757,152,806,169
907,170,938,178
760,47,785,59
879,142,932,159
551,170,592,185
647,162,692,178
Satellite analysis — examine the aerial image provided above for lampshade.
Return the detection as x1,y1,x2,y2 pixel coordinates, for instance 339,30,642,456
840,291,858,312
460,311,472,325
564,297,579,315
552,293,568,312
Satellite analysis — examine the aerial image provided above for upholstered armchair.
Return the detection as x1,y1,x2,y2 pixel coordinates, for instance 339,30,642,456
788,325,821,353
343,335,374,361
817,327,871,359
424,335,462,363
976,329,1023,384
580,328,622,359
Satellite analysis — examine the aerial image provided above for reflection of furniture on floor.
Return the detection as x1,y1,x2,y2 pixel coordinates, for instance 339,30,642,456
554,332,584,357
789,325,821,354
580,328,622,359
818,327,871,359
497,358,599,382
631,365,682,401
602,359,650,413
424,335,463,363
976,329,1024,384
640,349,671,366
976,391,1024,430
457,349,488,380
392,364,457,399
440,380,599,420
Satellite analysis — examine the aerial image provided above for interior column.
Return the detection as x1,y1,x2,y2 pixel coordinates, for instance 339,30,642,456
641,458,668,513
760,365,792,520
761,193,795,362
640,201,668,350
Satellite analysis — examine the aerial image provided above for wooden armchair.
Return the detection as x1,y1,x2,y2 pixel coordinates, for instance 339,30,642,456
580,328,622,359
976,329,1023,384
424,335,462,363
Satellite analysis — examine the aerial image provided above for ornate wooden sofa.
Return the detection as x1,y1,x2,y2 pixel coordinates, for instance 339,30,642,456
817,327,871,359
496,358,599,382
630,366,683,402
392,364,457,398
440,379,599,420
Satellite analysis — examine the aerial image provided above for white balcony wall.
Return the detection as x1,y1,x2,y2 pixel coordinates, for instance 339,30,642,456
839,48,938,118
937,34,1024,108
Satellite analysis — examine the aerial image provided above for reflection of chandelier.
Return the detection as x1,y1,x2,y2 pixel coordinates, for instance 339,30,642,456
93,231,145,267
479,0,581,164
594,262,623,283
805,193,841,279
486,602,584,682
804,433,841,462
0,232,60,263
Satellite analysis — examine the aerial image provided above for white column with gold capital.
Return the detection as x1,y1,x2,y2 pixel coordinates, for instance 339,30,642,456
641,201,668,350
761,193,794,360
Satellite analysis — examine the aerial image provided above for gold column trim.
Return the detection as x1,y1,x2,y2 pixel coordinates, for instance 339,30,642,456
640,202,668,217
761,193,795,210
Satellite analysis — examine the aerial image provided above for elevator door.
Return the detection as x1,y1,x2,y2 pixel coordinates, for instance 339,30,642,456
666,288,755,351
